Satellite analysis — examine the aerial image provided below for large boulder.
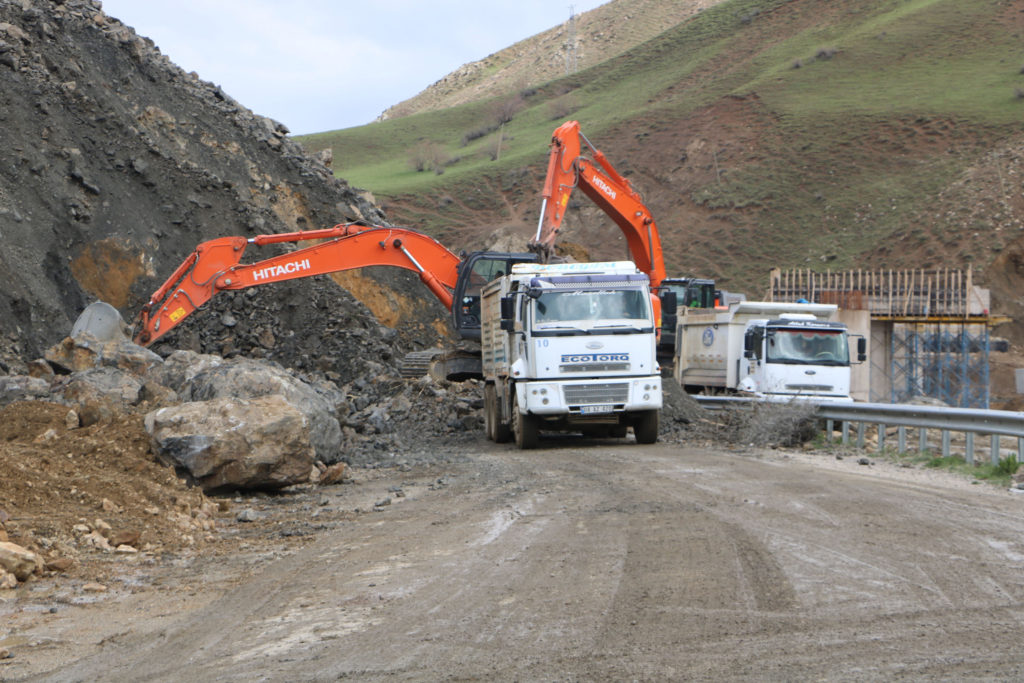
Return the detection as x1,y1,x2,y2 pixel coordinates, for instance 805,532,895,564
184,358,343,463
45,333,163,377
147,350,224,395
56,367,144,426
145,395,314,492
0,541,43,581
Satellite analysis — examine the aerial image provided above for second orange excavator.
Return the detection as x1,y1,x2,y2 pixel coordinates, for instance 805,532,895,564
529,120,723,359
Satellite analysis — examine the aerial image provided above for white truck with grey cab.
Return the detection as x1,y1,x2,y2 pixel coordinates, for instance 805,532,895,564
675,301,865,401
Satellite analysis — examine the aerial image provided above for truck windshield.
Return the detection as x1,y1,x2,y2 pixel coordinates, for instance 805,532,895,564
766,329,849,365
533,289,650,327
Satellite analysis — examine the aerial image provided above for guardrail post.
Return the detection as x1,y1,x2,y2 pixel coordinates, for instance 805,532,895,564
1019,437,1024,460
842,421,850,445
991,434,1000,465
857,422,865,449
826,419,834,444
878,423,886,452
919,428,928,454
942,430,951,459
965,432,974,465
898,426,906,454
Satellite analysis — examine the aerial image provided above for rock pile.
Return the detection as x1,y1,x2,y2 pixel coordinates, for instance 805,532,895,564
1,302,487,487
0,0,448,371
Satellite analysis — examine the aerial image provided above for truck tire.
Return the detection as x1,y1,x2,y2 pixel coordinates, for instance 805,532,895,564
485,384,512,443
512,399,539,450
484,384,496,441
633,410,659,444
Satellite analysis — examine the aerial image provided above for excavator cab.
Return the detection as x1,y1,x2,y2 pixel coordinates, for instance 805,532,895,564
663,277,717,309
452,251,539,339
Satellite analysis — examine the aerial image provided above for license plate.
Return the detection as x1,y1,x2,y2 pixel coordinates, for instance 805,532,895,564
580,404,614,414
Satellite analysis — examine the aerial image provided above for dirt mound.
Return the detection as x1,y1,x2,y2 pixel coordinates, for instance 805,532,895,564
0,401,217,581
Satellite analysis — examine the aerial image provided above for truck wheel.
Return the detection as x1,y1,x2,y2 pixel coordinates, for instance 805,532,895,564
633,410,659,444
485,384,512,443
484,384,496,441
512,402,539,450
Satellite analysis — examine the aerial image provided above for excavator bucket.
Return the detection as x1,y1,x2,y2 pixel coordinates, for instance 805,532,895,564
72,301,130,342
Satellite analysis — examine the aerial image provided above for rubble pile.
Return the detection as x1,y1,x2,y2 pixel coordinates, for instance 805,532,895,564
0,318,485,591
0,0,444,369
150,277,421,385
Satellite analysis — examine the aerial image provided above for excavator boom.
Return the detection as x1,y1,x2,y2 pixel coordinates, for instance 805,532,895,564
135,224,462,346
531,120,667,289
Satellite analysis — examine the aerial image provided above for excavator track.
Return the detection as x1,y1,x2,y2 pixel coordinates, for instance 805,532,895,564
399,344,483,382
399,349,443,379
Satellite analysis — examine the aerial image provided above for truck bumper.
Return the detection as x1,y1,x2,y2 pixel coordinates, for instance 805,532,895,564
517,377,663,416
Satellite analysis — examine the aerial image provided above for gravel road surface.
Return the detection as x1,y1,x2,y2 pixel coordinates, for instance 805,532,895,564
10,439,1024,681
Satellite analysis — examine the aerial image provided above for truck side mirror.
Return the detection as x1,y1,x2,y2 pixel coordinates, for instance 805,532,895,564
857,337,867,362
500,296,515,331
743,332,756,358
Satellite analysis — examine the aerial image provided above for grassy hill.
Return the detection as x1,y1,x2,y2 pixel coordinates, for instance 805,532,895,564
299,0,1024,304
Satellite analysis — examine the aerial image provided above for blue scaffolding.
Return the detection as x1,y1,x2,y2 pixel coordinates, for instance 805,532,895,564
890,322,991,408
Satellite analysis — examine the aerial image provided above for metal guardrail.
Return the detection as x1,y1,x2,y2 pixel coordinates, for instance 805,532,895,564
693,396,1024,464
818,402,1024,464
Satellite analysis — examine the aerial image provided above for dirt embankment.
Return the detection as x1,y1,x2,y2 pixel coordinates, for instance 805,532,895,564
0,0,453,374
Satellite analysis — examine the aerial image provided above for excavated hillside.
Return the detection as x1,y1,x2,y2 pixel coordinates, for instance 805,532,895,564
0,0,451,376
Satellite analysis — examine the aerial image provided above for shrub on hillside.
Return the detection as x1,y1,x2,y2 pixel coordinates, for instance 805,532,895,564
408,140,450,175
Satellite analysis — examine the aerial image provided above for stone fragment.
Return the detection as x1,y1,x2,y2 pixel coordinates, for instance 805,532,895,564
82,582,107,592
108,530,140,547
320,462,348,486
83,531,112,551
0,570,17,590
46,332,162,377
0,375,51,407
236,509,259,523
0,541,43,580
58,367,145,425
45,557,74,572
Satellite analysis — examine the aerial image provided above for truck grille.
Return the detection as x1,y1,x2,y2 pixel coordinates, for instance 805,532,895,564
560,363,630,373
563,382,629,405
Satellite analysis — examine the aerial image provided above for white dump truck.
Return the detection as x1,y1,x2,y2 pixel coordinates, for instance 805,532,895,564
675,301,865,401
481,261,662,449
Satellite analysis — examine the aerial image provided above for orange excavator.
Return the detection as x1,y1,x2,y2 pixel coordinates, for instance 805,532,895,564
529,120,720,359
134,222,537,378
530,120,666,289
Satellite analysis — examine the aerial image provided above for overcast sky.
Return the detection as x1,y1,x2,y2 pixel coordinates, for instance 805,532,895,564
98,0,609,136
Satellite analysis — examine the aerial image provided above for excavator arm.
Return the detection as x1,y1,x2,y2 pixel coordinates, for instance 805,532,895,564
530,120,667,290
135,224,462,346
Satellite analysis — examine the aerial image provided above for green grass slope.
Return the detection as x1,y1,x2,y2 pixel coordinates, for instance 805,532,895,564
299,0,1024,297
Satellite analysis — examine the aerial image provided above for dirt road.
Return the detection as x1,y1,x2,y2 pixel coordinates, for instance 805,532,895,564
8,438,1024,681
